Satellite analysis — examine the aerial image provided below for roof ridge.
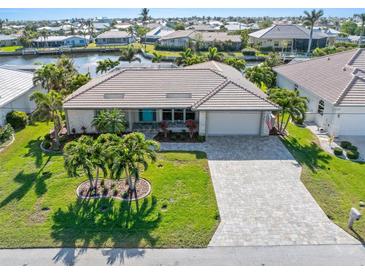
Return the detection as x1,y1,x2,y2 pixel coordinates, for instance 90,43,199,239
346,48,363,66
334,74,358,106
259,25,275,38
273,48,358,70
229,80,280,109
191,79,231,110
63,68,125,104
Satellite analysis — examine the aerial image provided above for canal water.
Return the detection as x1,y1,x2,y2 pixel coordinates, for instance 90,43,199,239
0,52,261,77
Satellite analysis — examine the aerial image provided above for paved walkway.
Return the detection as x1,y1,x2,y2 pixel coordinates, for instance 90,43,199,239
1,245,365,265
161,136,358,246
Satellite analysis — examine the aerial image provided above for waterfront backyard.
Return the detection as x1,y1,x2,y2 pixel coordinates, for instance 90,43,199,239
0,123,219,248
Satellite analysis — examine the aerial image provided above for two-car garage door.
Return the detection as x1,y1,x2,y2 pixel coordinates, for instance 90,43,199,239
206,111,261,136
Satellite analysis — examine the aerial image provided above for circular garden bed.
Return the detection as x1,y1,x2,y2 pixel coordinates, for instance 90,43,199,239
76,178,151,201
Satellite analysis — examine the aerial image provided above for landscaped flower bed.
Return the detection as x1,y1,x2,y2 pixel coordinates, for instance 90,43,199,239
77,178,151,201
154,132,205,143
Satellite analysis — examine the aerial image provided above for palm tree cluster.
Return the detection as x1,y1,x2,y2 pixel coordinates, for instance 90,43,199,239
31,55,91,149
96,58,120,74
119,46,141,63
245,64,276,90
176,47,245,70
268,88,308,135
63,132,160,206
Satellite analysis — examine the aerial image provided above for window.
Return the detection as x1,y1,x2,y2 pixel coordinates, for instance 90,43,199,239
139,109,156,122
174,109,184,121
185,108,195,121
274,41,279,47
318,100,325,115
162,109,173,121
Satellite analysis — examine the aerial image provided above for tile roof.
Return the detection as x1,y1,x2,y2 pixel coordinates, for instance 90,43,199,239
96,30,131,39
249,24,328,40
273,48,365,106
64,62,278,111
159,30,195,40
159,30,241,43
0,68,34,108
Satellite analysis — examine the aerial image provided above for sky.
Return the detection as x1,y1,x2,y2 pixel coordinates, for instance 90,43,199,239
0,8,364,21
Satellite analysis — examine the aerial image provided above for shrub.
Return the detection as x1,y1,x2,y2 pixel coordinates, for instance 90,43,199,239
347,150,359,160
347,145,358,151
259,46,274,52
42,140,52,149
333,147,343,156
0,124,14,145
122,191,129,199
197,135,206,142
340,141,352,149
44,133,51,141
6,111,28,130
241,49,257,56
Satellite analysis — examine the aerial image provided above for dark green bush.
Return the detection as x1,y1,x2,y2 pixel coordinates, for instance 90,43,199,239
340,141,352,149
0,124,14,144
333,147,343,156
6,111,28,130
42,139,52,149
44,133,51,141
348,145,358,151
347,150,359,160
197,135,206,142
241,49,257,56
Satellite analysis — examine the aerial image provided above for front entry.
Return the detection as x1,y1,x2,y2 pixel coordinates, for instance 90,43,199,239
139,109,156,122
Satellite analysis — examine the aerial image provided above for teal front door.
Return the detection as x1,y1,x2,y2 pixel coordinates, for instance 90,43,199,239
139,109,156,122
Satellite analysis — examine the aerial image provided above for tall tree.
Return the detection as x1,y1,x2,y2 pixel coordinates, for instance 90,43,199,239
39,29,49,48
30,90,63,149
268,88,308,134
303,9,324,54
140,8,150,49
111,132,159,205
91,109,127,134
354,13,365,45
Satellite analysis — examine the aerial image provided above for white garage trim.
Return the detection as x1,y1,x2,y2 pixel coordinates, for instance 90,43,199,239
206,111,261,136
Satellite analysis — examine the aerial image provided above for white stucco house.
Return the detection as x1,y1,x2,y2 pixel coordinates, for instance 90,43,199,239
32,35,89,48
274,48,365,136
0,68,44,126
63,61,279,137
95,30,135,45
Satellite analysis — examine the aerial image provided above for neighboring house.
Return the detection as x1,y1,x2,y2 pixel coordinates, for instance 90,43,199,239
143,26,174,43
187,24,219,31
225,22,250,32
158,30,241,50
95,30,134,45
249,24,329,52
0,68,44,126
0,34,19,47
93,22,110,32
32,35,89,48
274,48,365,136
63,61,278,136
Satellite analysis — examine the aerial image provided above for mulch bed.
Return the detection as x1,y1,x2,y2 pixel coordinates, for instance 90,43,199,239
76,178,151,201
154,132,204,143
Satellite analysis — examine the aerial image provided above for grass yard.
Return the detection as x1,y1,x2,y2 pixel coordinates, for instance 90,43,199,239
282,123,365,242
0,123,219,248
0,45,23,52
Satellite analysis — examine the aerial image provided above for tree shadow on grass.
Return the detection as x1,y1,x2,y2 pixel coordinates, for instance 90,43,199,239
51,197,160,265
282,137,331,173
0,156,52,209
24,137,44,168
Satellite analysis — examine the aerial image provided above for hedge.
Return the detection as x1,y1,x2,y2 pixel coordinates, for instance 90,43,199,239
6,111,28,130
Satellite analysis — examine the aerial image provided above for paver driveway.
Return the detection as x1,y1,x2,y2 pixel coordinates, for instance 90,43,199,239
161,136,357,246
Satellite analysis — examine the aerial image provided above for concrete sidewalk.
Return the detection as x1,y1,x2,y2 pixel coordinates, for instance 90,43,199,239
1,245,365,266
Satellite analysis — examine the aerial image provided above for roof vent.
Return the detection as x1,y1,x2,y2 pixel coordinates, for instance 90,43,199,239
343,67,346,71
104,93,125,99
166,93,192,99
327,57,330,60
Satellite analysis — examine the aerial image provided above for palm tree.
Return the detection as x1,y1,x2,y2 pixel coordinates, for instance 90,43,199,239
39,29,49,48
175,48,193,66
111,132,160,204
91,109,127,134
268,88,308,134
30,90,63,149
303,9,324,55
206,47,224,61
119,46,141,63
96,58,120,74
245,65,276,89
151,52,162,63
63,135,96,191
354,13,365,45
140,8,150,48
0,19,4,30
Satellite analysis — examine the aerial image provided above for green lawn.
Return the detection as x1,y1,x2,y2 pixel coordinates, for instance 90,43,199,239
0,123,219,248
0,45,23,52
282,123,365,242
